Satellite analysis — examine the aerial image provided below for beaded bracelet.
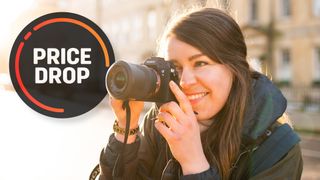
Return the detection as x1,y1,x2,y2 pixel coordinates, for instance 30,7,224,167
113,120,139,135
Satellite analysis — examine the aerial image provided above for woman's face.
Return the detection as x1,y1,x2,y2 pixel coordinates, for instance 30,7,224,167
165,36,233,121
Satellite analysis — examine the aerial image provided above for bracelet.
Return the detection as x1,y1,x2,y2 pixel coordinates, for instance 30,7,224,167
113,120,139,135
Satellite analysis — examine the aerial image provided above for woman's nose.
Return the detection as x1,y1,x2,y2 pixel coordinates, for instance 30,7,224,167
179,68,197,89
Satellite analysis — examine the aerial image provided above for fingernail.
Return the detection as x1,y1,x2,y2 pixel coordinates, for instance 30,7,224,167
169,81,174,87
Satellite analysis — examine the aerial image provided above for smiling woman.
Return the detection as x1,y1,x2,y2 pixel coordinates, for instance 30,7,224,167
165,37,233,122
99,8,303,180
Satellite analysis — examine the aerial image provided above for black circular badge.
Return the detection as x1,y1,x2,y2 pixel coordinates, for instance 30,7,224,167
9,12,115,118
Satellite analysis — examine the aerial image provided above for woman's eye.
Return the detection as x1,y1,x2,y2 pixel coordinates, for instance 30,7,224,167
175,66,182,72
173,64,182,75
194,61,208,67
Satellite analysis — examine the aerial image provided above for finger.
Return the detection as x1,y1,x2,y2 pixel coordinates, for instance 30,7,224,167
129,100,144,108
109,96,123,109
169,81,193,115
158,112,181,132
159,101,184,123
154,120,176,142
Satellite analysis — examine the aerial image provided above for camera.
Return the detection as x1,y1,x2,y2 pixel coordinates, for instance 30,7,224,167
106,57,179,103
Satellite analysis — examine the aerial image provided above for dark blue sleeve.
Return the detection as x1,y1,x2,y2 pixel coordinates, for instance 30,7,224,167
181,167,220,180
99,133,140,180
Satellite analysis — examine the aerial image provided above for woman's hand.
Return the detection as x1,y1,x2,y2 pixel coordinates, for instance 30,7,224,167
109,96,144,143
155,81,210,175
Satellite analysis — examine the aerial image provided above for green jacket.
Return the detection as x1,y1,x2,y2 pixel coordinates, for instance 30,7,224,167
99,74,303,179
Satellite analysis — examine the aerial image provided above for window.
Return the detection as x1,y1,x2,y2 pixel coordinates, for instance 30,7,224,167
221,0,229,10
314,0,320,17
118,18,129,44
110,22,119,36
277,49,292,82
132,15,142,42
147,10,157,39
313,47,320,82
249,0,258,23
280,0,291,17
249,57,262,73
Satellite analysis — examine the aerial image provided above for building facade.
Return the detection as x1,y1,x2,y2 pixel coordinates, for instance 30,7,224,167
226,0,320,104
3,0,318,101
96,0,205,63
229,0,320,88
96,0,320,89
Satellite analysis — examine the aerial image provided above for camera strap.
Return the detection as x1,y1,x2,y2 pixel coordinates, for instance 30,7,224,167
112,100,131,179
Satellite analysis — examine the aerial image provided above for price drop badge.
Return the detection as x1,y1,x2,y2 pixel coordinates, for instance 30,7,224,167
9,12,115,118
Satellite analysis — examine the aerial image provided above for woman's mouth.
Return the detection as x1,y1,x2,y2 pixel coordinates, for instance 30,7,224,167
186,92,208,104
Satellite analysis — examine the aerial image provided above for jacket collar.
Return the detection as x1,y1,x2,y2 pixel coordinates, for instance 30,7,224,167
242,74,287,140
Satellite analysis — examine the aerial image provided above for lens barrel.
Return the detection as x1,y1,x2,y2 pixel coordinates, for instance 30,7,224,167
106,61,158,100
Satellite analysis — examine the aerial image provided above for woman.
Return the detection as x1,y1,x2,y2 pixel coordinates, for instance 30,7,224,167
99,8,303,179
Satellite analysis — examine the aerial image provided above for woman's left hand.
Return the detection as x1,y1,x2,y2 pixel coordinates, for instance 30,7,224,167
155,81,210,175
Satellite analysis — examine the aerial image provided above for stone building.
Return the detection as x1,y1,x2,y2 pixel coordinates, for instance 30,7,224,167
96,0,320,88
225,0,320,104
96,0,205,63
2,0,319,103
96,0,320,104
229,0,320,88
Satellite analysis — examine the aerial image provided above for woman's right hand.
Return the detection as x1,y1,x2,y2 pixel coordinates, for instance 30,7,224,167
109,96,144,143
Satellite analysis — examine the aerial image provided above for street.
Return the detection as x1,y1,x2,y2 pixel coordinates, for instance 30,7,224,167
300,134,320,180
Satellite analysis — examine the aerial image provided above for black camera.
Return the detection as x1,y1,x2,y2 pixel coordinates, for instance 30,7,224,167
106,57,179,103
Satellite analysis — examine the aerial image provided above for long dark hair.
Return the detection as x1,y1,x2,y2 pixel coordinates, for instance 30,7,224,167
159,8,253,179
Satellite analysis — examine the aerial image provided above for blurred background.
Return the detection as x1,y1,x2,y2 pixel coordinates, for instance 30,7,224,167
0,0,319,179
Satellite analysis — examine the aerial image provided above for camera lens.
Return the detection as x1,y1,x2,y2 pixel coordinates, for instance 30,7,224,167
106,61,158,100
114,71,126,89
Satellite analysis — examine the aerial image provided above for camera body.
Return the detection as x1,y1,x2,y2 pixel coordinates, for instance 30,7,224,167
106,57,179,103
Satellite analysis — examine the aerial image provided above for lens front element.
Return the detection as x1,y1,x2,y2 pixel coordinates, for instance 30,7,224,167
114,71,126,89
